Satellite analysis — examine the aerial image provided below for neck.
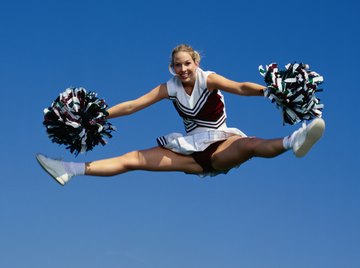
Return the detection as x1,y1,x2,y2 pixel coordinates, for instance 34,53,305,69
182,81,195,95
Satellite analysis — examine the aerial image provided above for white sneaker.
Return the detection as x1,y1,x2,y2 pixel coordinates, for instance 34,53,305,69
36,154,72,185
291,118,325,157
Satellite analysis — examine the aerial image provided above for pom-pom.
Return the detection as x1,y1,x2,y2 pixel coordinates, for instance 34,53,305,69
259,63,324,125
43,87,116,155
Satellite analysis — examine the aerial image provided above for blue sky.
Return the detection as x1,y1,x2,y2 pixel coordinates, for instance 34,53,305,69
0,0,359,267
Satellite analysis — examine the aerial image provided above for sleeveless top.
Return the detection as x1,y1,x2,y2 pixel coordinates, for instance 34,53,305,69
156,68,246,156
167,69,226,133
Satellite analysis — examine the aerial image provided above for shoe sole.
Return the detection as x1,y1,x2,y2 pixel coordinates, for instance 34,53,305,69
35,154,65,186
294,118,325,157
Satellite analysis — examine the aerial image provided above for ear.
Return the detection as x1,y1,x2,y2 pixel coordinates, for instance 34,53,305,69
168,64,176,76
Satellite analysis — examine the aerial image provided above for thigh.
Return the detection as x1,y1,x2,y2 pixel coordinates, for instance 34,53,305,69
134,146,203,174
86,146,203,176
211,136,254,171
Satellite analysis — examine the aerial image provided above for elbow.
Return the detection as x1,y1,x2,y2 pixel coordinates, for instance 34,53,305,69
125,103,136,115
120,102,136,116
237,82,249,96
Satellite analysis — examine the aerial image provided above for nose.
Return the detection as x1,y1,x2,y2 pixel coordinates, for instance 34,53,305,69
180,64,187,72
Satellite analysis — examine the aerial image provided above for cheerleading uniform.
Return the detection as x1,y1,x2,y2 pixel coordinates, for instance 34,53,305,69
156,68,246,176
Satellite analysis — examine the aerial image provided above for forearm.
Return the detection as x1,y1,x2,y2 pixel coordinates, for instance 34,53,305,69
207,74,265,96
239,82,265,96
106,100,137,119
106,84,168,119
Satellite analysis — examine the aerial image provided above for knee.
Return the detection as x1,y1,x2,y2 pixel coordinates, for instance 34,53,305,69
121,150,143,171
237,137,261,155
244,137,262,156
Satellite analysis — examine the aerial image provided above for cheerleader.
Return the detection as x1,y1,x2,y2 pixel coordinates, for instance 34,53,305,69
36,44,325,185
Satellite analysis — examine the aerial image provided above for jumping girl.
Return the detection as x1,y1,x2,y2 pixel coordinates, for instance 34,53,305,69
36,44,325,185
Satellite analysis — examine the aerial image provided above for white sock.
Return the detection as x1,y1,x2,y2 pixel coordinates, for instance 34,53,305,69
282,135,292,150
63,162,86,176
283,126,302,150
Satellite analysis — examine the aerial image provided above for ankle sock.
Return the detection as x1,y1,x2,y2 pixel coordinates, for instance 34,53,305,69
282,135,292,150
63,162,86,176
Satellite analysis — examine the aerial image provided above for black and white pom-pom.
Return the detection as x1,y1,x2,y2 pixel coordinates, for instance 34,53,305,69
43,87,116,155
259,63,324,125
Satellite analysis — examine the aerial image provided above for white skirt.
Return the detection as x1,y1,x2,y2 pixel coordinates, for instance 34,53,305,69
156,126,247,155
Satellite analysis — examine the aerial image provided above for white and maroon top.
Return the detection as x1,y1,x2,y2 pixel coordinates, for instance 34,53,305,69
157,68,246,155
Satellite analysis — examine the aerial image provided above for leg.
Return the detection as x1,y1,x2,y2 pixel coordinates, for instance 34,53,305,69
211,118,326,171
85,146,203,176
211,136,286,171
36,147,203,185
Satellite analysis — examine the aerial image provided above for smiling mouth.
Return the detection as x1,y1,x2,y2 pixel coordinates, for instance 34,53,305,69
180,73,189,79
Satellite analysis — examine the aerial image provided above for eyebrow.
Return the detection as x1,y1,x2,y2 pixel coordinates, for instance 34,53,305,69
174,60,192,64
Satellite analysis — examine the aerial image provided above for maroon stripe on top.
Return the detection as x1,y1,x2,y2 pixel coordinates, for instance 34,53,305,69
172,90,226,132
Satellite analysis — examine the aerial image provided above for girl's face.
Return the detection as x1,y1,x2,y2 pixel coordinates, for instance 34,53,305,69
172,51,198,85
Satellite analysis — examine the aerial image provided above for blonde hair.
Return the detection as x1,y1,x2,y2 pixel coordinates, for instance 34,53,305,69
169,44,201,75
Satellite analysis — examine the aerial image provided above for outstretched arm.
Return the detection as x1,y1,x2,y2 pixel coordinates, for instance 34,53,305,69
107,83,168,119
207,73,265,96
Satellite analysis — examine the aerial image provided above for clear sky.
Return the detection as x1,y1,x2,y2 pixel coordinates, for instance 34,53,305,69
1,0,359,267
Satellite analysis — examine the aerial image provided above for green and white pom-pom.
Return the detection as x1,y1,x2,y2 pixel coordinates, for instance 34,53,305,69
259,63,324,125
43,87,116,155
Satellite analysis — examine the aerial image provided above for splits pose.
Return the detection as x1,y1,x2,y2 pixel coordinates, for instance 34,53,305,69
36,44,325,185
